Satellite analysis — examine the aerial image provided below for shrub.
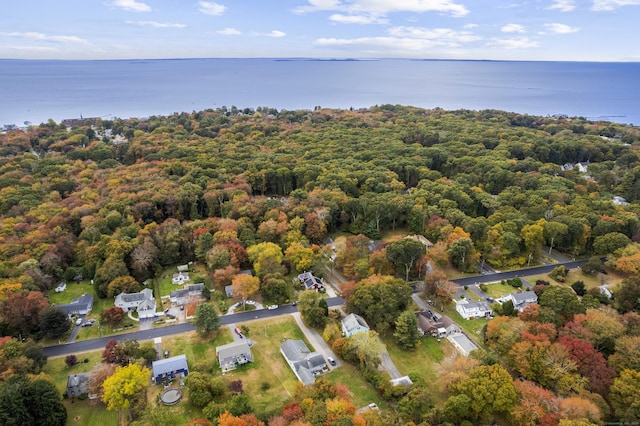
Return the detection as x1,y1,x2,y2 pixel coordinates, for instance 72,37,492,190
479,284,488,292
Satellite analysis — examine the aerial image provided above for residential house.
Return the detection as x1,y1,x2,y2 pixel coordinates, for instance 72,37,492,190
404,234,434,251
114,288,156,319
507,291,538,312
341,313,370,338
170,283,205,306
576,161,590,174
56,293,93,317
66,373,90,398
224,285,233,297
455,300,493,320
216,340,253,372
612,196,630,206
298,271,325,292
598,285,613,299
281,339,327,385
177,264,189,273
416,311,459,337
152,354,189,384
172,272,190,285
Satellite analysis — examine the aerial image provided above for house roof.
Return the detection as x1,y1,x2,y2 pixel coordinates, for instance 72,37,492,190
281,339,313,361
296,366,316,385
298,272,323,289
510,291,537,304
152,354,188,377
458,300,491,312
116,288,154,304
170,288,189,299
56,293,93,314
66,373,90,395
216,340,251,361
225,285,233,297
137,298,155,310
177,264,189,272
186,283,205,292
342,313,369,332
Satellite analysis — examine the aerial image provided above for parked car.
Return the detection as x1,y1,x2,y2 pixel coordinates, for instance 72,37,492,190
75,318,83,326
234,327,244,337
267,305,278,310
164,350,169,358
327,357,336,366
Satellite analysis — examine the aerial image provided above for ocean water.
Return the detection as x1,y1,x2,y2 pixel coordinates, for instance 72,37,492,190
1,58,639,126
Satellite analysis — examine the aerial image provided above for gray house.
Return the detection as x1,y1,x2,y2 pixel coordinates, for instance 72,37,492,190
56,293,94,317
216,340,253,372
66,373,90,398
280,339,327,385
170,283,205,306
507,291,538,312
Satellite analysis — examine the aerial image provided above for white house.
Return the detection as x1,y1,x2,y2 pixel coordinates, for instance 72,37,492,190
114,288,156,319
172,272,190,285
341,313,370,338
507,291,538,312
455,300,493,320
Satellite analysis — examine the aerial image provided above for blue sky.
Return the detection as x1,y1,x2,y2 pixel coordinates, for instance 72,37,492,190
1,0,639,61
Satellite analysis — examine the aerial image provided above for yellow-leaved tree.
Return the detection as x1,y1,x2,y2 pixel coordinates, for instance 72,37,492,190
102,363,150,422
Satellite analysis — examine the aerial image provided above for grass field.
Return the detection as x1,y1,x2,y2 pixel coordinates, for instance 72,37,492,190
480,282,518,299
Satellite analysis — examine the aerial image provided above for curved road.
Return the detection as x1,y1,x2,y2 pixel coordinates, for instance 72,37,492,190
42,259,585,358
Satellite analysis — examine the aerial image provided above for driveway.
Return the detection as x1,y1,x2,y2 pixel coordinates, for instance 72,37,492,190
290,312,340,370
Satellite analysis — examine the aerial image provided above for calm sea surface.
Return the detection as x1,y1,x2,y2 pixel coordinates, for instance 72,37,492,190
1,58,639,126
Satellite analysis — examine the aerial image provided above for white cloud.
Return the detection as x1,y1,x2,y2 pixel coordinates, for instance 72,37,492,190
548,0,576,11
2,45,57,52
501,23,526,33
126,21,186,28
544,23,579,33
296,0,469,18
591,0,640,11
315,25,480,51
463,23,478,29
0,31,88,44
329,14,388,24
388,26,481,44
265,30,286,38
487,36,539,49
217,28,241,35
198,1,226,16
111,0,151,12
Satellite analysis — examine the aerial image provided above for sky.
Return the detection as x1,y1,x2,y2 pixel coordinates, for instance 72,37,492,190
1,0,639,61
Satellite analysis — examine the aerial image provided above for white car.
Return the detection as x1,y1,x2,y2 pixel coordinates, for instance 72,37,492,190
267,305,278,310
75,318,83,326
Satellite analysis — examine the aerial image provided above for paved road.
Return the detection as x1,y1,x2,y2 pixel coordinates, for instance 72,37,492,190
451,259,586,286
42,298,345,358
43,260,583,358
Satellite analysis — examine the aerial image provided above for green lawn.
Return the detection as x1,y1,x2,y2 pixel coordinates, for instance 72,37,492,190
382,335,442,384
480,282,517,299
63,400,118,426
43,352,104,395
44,315,386,423
324,363,386,409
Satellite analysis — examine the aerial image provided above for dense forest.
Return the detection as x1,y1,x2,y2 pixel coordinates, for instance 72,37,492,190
1,105,640,425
